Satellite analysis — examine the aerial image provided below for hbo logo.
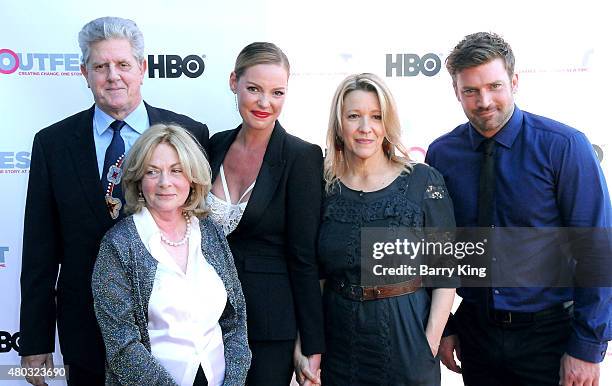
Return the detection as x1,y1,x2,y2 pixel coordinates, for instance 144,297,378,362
386,53,441,77
0,331,19,353
148,55,205,78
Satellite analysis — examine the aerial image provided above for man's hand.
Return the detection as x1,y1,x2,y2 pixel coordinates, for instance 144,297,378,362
21,353,54,386
438,335,462,374
559,353,600,386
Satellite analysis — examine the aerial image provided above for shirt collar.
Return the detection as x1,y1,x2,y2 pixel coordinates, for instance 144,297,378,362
469,105,523,150
94,101,148,135
132,206,161,255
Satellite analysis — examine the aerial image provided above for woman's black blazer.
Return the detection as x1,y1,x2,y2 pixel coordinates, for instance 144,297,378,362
209,121,325,355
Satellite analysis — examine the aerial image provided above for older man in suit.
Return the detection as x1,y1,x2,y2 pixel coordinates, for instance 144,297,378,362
19,16,208,386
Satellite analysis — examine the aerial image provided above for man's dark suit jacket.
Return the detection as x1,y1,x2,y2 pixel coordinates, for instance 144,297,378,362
19,102,209,374
209,121,325,355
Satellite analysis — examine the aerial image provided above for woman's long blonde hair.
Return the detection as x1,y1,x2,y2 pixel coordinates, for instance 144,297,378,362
324,73,410,192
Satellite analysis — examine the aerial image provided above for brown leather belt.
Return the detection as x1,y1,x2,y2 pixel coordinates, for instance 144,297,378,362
328,277,422,301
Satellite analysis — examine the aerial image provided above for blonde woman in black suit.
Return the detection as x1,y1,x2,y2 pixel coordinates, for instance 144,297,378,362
207,42,324,385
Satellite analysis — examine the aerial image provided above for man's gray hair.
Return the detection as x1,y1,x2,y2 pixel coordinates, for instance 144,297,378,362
78,16,145,65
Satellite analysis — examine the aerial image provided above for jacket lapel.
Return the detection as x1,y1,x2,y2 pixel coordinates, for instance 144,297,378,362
69,102,159,227
210,127,240,182
144,102,161,125
68,105,115,227
236,121,286,233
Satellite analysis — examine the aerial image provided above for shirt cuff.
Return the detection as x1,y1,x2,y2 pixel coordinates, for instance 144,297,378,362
566,335,608,363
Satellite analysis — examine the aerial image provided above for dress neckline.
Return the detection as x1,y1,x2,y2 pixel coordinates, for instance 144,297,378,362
212,164,256,206
338,172,406,197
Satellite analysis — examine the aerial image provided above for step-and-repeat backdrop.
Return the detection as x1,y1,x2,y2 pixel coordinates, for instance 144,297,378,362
1,1,609,384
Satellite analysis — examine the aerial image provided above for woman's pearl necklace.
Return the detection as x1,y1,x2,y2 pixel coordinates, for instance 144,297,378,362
160,212,191,247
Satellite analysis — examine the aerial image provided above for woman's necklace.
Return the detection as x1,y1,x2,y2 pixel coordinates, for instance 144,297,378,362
343,165,402,192
160,212,191,247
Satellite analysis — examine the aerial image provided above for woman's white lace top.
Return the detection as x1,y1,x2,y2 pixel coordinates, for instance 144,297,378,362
206,164,256,236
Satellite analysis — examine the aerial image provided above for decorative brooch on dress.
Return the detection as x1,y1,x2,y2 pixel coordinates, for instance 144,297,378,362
425,185,445,200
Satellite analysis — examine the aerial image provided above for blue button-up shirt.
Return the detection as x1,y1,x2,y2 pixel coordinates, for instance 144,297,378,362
93,102,149,179
426,105,611,363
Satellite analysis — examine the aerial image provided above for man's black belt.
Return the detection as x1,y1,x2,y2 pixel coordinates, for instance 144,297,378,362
488,302,573,325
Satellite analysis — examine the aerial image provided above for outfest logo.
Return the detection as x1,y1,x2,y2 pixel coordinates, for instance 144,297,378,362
0,48,82,76
0,151,30,174
0,246,8,268
1,48,206,78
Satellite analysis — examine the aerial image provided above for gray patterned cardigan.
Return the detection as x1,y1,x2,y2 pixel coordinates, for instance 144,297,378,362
92,215,251,386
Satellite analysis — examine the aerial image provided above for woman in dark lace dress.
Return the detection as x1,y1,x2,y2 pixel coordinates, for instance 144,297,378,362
316,73,456,386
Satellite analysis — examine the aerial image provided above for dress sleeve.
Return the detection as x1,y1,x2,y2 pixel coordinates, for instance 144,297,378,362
92,231,177,385
422,166,456,229
422,166,459,290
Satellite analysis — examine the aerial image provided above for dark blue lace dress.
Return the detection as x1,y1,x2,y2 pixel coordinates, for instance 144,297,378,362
319,164,455,386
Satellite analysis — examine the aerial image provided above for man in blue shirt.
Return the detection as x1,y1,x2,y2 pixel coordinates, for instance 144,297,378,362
426,32,611,386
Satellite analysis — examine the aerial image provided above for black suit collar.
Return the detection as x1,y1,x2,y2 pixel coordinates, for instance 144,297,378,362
144,101,164,125
210,126,240,181
69,102,162,227
239,121,286,232
212,121,287,235
69,105,114,227
262,120,285,166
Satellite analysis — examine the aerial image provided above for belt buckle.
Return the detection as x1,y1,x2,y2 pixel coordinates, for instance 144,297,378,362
372,286,382,299
494,310,512,324
350,286,364,301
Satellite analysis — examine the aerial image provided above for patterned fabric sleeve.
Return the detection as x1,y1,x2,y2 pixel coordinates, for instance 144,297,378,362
92,226,177,386
422,166,455,227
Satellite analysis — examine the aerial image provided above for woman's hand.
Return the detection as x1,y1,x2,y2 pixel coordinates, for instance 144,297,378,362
294,353,321,386
425,329,441,358
425,288,456,358
294,336,322,385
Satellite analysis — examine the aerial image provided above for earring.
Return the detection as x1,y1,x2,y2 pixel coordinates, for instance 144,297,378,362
138,191,145,203
234,93,239,111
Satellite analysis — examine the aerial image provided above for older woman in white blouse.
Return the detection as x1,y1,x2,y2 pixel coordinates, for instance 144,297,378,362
92,124,250,386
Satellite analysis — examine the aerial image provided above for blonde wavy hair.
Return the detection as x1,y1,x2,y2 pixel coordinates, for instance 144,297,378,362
324,73,410,192
121,124,211,217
